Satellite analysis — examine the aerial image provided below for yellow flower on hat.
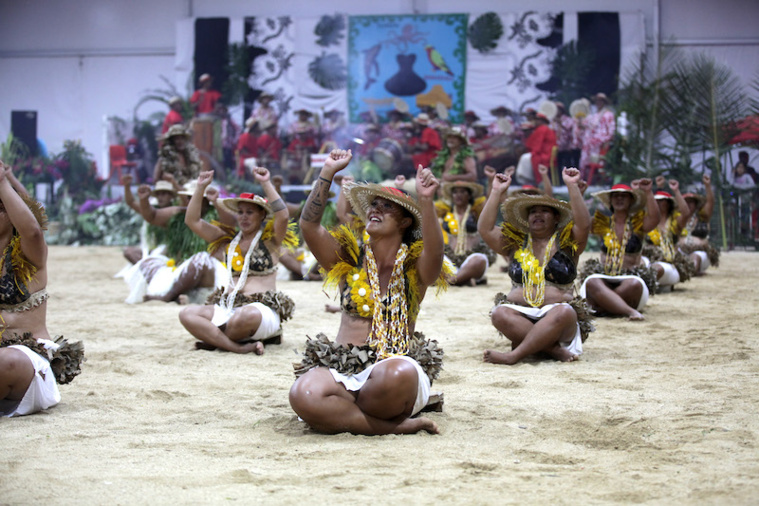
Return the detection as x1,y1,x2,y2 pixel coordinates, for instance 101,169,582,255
166,258,177,271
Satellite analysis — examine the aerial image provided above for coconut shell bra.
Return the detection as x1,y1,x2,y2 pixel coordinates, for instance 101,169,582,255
508,249,576,287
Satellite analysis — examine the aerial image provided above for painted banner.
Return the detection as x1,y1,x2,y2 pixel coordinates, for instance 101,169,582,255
347,14,468,124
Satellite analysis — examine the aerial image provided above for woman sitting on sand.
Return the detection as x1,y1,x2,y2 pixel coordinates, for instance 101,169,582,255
430,127,477,183
678,174,718,274
0,162,83,417
642,178,695,290
289,150,449,435
478,167,591,365
578,179,659,320
179,167,296,354
437,181,495,286
119,180,230,305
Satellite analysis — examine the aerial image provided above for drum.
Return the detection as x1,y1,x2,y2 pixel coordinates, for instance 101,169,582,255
372,138,403,173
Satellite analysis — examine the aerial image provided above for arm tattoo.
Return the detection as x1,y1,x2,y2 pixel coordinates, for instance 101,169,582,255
269,198,286,213
301,179,332,223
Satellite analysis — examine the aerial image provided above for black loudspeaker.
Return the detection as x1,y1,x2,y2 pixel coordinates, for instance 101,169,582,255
11,110,38,157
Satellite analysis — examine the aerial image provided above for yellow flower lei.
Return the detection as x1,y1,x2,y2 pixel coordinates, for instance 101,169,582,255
346,267,373,318
603,222,630,276
225,244,245,272
443,212,459,234
366,243,410,359
648,224,676,262
514,232,557,307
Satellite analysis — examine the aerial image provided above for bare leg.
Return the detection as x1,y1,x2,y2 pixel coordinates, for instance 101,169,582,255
585,278,643,320
179,305,264,354
484,305,578,365
123,246,143,264
0,348,35,402
452,256,487,286
690,252,703,275
324,304,341,313
279,251,304,280
144,260,215,303
289,365,439,435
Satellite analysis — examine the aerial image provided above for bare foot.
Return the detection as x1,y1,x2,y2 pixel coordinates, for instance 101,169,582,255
194,341,217,351
324,304,340,314
396,416,440,435
628,310,645,321
177,294,189,305
238,341,265,355
483,349,519,365
547,345,579,362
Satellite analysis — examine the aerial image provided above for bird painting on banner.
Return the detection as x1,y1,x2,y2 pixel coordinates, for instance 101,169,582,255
348,14,468,124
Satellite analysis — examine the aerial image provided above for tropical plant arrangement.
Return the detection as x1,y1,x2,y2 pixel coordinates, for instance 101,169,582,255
606,47,750,248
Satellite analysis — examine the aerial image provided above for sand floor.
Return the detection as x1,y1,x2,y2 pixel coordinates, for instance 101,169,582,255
2,246,759,505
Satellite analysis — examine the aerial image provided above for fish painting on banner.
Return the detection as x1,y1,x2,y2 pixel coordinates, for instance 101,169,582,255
348,14,468,124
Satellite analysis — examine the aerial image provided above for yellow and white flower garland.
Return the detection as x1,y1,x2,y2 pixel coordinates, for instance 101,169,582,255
365,243,410,359
603,222,630,275
514,232,557,307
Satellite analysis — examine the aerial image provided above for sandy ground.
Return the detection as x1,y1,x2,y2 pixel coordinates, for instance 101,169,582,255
3,246,759,505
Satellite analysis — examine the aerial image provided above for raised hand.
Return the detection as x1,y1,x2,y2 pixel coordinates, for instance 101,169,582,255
322,149,352,178
252,166,270,183
503,165,516,178
483,165,497,181
703,174,711,186
668,179,680,192
491,172,512,194
562,167,581,186
197,170,214,188
137,184,152,200
637,178,653,193
394,174,406,189
205,185,219,203
341,174,355,189
121,174,133,186
415,165,439,200
655,175,666,189
577,179,589,195
538,164,549,177
162,172,177,185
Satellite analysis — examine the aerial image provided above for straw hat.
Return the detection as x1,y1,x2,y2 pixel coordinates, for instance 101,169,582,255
168,96,182,106
219,193,273,218
258,92,274,101
569,98,591,119
445,126,470,145
501,194,573,233
415,113,430,125
177,179,220,199
509,184,544,197
441,181,484,201
592,184,644,213
654,191,674,202
151,180,177,196
682,192,706,209
490,106,512,116
346,183,423,240
199,73,212,83
160,124,191,141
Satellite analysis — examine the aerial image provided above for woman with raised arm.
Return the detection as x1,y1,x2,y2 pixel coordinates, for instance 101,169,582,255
289,149,449,435
578,179,659,320
0,162,83,417
478,167,591,365
179,167,295,354
679,174,718,274
642,178,696,290
436,181,495,286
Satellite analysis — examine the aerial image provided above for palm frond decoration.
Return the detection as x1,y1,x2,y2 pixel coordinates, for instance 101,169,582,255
222,43,252,106
547,40,596,107
315,14,346,47
308,52,347,91
468,12,504,54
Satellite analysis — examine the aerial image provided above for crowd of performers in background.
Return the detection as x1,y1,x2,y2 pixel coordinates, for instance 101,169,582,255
138,73,632,191
1,74,743,431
